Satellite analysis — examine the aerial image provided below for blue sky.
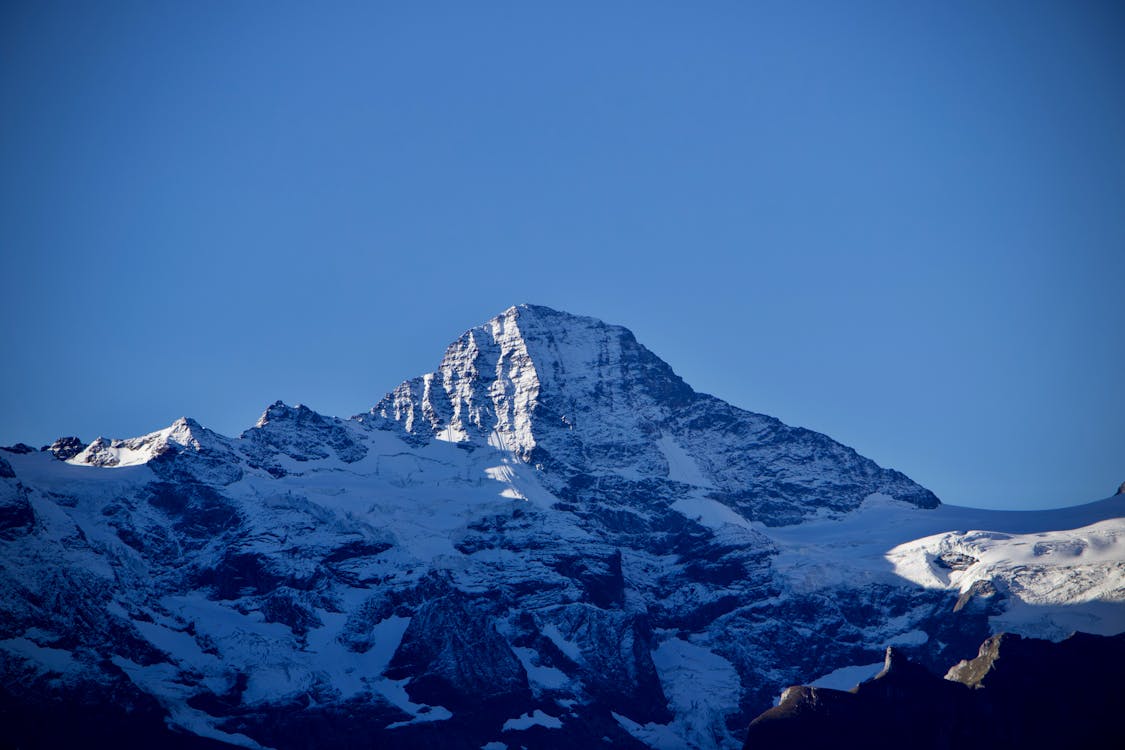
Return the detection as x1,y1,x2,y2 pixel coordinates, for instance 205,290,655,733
2,1,1123,509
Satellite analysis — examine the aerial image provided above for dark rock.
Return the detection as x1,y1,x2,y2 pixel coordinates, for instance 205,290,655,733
148,440,244,486
261,588,323,636
241,401,368,469
550,549,625,608
952,578,1002,613
386,589,531,713
744,631,1125,750
195,549,320,600
935,550,978,571
42,436,86,460
0,672,237,750
0,481,34,538
144,482,242,543
0,443,36,454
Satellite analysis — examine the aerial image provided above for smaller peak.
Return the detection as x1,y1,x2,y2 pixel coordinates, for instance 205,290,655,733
167,417,208,445
1116,480,1124,495
256,401,293,427
42,436,85,461
944,633,1021,687
881,646,905,674
254,401,320,429
871,646,932,684
163,418,214,452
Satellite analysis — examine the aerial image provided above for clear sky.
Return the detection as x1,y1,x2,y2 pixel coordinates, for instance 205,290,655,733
2,1,1123,509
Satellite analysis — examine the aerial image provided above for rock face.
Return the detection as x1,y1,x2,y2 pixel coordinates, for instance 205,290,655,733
42,436,86,461
363,305,938,525
743,631,1125,750
0,455,34,539
0,304,1121,750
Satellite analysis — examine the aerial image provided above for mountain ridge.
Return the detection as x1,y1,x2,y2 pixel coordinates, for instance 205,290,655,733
1,304,1121,749
743,631,1125,749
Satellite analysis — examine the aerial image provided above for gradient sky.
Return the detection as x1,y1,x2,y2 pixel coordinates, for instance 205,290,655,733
2,1,1123,509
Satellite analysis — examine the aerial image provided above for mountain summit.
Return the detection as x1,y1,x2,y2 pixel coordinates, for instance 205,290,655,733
1,304,1120,750
364,304,938,525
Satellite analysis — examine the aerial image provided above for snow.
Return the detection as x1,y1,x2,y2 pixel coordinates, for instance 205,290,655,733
612,712,683,750
648,638,742,750
656,435,713,487
511,646,572,693
764,495,1125,640
541,623,583,662
886,629,929,646
807,661,884,692
67,418,206,468
672,492,755,532
111,655,270,749
502,709,563,731
0,638,78,674
885,518,1125,638
383,696,453,729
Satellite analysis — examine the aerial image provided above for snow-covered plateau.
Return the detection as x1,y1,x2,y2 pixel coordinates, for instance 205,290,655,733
1,304,1121,749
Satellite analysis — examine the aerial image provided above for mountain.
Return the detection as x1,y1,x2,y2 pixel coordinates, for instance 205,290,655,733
1,304,1122,749
743,631,1125,749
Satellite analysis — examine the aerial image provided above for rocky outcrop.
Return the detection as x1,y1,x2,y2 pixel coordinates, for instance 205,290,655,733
744,631,1125,749
0,481,33,539
42,436,86,461
240,402,368,475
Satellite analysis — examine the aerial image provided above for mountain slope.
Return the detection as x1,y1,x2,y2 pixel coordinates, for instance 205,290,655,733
0,304,1121,750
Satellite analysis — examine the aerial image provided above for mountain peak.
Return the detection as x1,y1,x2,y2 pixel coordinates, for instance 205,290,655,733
491,302,612,332
365,304,938,523
68,416,212,468
365,304,693,458
254,400,317,429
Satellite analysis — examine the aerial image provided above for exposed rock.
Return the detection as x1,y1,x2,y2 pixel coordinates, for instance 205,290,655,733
42,436,86,461
241,401,368,473
744,631,1125,749
0,482,34,539
934,550,977,571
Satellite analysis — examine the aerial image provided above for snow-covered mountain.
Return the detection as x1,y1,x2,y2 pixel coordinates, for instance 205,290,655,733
1,304,1122,749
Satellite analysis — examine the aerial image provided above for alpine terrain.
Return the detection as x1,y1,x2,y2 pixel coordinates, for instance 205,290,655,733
1,304,1122,749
